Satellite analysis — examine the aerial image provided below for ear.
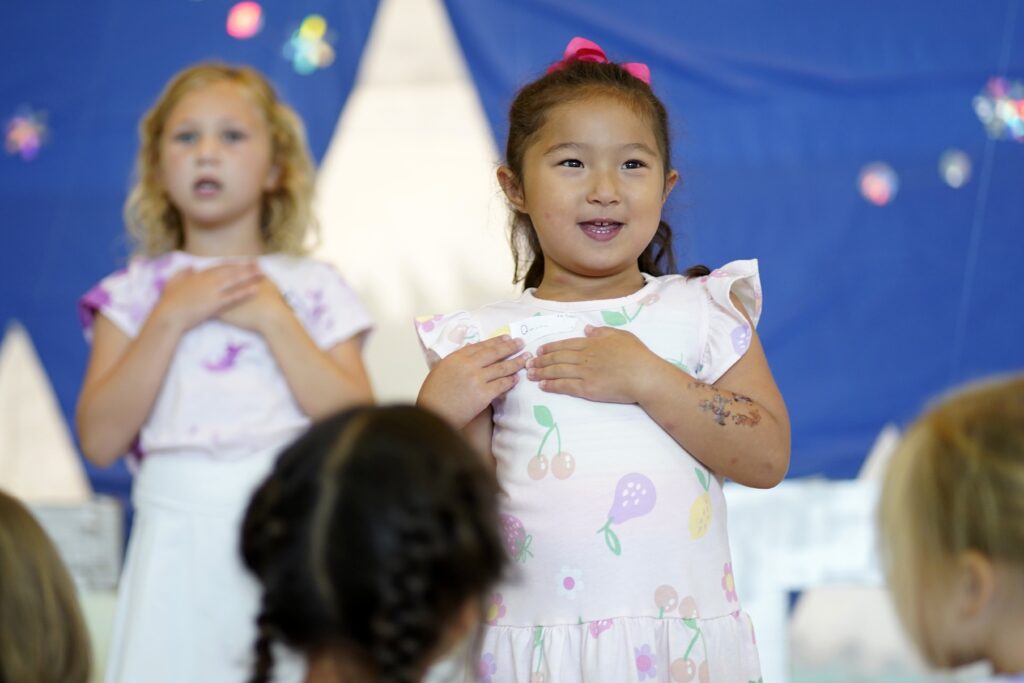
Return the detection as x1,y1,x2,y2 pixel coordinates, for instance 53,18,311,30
954,550,996,619
662,169,679,203
497,166,526,212
263,163,282,191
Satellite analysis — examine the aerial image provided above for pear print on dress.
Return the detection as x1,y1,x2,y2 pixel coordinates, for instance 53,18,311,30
596,473,656,555
689,466,714,540
528,406,575,480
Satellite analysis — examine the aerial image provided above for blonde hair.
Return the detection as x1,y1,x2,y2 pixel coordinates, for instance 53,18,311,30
878,374,1024,665
124,62,318,256
0,490,92,683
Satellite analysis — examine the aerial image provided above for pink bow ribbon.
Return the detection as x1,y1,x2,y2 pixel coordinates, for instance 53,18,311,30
547,36,651,85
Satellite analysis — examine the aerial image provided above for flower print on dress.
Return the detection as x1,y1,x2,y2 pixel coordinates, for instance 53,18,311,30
596,473,656,555
484,593,506,625
478,652,497,683
305,288,333,330
528,405,575,480
722,562,738,603
555,566,584,600
415,314,443,332
635,644,657,681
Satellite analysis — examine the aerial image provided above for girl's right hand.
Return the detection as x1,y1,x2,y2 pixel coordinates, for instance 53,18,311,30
153,263,264,333
417,336,528,428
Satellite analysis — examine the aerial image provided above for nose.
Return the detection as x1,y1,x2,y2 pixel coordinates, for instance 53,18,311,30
196,134,220,164
587,167,620,205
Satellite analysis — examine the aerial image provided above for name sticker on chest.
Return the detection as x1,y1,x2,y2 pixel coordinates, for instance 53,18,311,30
509,314,580,345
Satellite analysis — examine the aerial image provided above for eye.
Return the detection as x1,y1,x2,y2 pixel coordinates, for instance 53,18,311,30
222,129,248,143
623,159,647,170
171,131,197,144
558,158,583,168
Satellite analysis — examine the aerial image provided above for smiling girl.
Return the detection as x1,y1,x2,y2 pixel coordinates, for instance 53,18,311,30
416,38,789,682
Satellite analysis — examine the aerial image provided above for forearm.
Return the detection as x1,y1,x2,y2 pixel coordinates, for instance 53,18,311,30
260,311,373,419
76,316,183,466
635,359,790,488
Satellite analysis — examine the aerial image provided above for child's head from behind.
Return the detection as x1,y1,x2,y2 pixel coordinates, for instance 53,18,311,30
241,405,507,683
879,375,1024,672
126,63,316,256
499,43,680,289
0,490,92,683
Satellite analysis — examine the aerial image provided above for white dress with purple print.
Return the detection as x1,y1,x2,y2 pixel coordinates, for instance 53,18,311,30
417,260,763,683
80,250,372,683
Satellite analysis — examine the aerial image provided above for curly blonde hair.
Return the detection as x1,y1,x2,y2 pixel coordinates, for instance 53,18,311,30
878,374,1024,665
124,63,318,256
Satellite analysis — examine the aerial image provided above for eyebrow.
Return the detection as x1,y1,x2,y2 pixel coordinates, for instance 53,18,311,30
542,142,659,156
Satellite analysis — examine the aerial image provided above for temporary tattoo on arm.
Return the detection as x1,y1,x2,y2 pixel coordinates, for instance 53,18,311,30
690,384,762,428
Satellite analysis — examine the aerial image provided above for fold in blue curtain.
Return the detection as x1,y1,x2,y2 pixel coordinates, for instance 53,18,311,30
0,0,380,503
443,0,1024,478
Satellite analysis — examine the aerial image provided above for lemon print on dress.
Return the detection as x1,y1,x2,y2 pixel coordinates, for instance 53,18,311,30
689,466,712,540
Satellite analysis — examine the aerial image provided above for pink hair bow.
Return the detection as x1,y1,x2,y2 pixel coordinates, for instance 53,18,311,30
547,36,651,85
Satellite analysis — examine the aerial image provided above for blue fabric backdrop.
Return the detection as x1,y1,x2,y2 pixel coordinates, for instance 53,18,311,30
445,0,1024,478
1,1,1022,506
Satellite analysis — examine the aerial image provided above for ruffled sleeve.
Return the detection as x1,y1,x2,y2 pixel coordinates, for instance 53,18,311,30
697,259,763,384
77,255,176,342
413,311,481,369
292,261,373,350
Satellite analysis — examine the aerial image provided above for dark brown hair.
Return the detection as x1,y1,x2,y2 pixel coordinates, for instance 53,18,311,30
241,405,507,683
503,59,708,288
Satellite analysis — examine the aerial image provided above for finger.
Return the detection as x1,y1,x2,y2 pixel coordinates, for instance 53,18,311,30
528,350,580,369
528,363,583,382
536,337,586,355
484,374,519,400
538,378,586,397
219,283,261,307
219,270,265,293
584,324,614,337
466,335,525,363
483,353,529,381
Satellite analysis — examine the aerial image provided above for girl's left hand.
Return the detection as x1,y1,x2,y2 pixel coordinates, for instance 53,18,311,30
527,325,660,403
216,276,292,333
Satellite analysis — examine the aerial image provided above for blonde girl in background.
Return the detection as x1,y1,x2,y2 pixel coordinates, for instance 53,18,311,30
416,37,789,682
76,63,373,683
879,375,1024,681
0,490,92,683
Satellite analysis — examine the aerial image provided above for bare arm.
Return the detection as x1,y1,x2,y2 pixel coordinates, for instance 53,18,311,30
527,295,790,488
75,263,263,466
416,335,526,467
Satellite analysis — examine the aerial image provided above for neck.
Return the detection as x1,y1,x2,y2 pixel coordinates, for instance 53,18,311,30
181,212,265,257
986,616,1024,675
534,268,647,302
303,652,347,683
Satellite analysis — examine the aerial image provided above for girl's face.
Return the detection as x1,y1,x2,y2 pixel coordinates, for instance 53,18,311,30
501,95,677,296
158,81,278,242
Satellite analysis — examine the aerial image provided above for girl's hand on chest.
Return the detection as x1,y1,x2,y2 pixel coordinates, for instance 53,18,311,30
526,324,661,403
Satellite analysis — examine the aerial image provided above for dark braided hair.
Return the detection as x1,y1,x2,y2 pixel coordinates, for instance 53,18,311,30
240,405,506,683
503,57,709,288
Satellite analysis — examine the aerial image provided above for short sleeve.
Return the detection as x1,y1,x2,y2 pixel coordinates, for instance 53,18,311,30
293,262,373,350
697,259,763,384
414,311,481,369
77,255,175,342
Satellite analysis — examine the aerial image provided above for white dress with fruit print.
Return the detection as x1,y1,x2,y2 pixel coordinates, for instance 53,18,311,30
416,260,764,683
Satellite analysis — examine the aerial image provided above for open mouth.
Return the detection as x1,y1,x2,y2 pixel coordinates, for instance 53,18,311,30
579,220,623,241
193,178,223,196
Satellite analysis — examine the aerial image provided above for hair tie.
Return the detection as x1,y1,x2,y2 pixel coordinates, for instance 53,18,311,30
546,36,651,85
